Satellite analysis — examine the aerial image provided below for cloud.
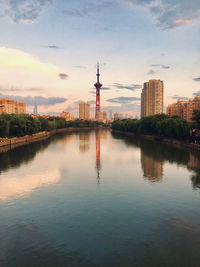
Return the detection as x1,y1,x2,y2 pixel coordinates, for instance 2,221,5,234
171,95,191,100
0,47,60,77
0,169,60,200
151,64,170,69
63,1,114,18
0,93,67,106
122,0,200,29
193,77,200,82
73,65,87,69
107,96,140,104
193,91,200,96
112,83,142,91
59,73,68,80
65,106,77,112
1,0,52,23
103,103,140,113
87,100,96,105
147,69,156,75
45,45,62,49
0,86,44,92
104,27,109,31
101,87,111,90
91,87,111,93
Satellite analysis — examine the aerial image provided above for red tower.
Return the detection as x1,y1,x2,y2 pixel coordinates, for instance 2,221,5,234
94,62,103,119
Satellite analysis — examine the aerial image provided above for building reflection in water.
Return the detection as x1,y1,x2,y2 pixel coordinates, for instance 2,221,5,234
187,152,200,189
79,132,90,153
96,130,101,184
141,152,163,182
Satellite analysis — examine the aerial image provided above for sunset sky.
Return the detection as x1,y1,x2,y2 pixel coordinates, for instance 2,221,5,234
0,0,200,117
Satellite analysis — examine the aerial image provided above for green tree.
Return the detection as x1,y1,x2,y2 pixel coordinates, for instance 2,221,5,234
192,110,200,129
0,116,9,137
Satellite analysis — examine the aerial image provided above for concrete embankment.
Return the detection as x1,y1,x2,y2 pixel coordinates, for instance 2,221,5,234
0,127,97,153
112,130,200,151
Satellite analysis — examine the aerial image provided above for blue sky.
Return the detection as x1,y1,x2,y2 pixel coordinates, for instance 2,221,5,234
0,0,200,116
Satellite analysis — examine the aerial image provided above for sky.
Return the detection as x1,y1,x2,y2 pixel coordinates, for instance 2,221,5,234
0,0,200,117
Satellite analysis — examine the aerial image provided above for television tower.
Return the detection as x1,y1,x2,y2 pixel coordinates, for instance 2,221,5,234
94,62,103,119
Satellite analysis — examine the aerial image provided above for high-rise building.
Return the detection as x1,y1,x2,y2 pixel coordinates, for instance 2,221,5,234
33,103,38,115
79,102,90,120
0,98,26,114
167,96,200,121
114,113,121,120
109,110,113,119
141,80,164,118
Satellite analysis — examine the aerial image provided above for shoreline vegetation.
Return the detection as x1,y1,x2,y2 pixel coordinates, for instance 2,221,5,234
0,127,100,153
111,113,200,151
0,113,107,152
0,113,104,138
1,112,200,152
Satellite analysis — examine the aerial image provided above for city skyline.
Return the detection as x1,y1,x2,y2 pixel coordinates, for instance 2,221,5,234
0,0,200,117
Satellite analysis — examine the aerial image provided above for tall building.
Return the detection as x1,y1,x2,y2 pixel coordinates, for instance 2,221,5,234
33,103,38,115
109,110,113,119
94,62,103,119
141,80,164,118
167,96,200,121
0,98,26,114
114,113,121,120
79,102,90,120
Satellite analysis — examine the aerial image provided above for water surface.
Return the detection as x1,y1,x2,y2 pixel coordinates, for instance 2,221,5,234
0,130,199,266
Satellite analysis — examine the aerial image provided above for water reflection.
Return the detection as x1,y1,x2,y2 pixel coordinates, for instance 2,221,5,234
0,134,67,175
0,130,200,266
0,169,61,201
79,132,90,153
96,130,101,184
141,153,163,182
187,151,200,190
0,223,94,267
112,132,200,189
0,139,51,175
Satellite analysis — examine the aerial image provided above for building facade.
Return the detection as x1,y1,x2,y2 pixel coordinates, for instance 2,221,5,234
0,98,26,114
96,111,107,122
60,111,74,121
79,102,90,120
113,113,123,120
141,80,164,118
167,96,200,121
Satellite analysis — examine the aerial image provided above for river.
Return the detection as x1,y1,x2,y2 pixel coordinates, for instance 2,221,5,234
0,129,199,266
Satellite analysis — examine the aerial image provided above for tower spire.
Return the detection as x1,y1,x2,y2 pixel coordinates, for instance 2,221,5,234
97,62,100,83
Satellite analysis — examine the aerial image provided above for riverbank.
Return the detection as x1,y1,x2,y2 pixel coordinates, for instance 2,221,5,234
0,127,101,153
112,130,200,151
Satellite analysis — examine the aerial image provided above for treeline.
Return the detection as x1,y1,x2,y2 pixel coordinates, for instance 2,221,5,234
112,113,198,140
0,113,101,138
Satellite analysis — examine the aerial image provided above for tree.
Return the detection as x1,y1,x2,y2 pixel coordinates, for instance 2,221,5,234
192,110,200,129
0,116,9,137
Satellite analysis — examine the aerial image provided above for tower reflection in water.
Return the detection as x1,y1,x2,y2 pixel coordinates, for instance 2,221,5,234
96,130,101,184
